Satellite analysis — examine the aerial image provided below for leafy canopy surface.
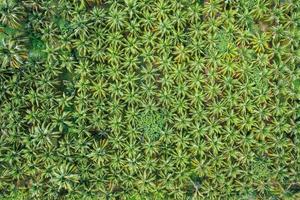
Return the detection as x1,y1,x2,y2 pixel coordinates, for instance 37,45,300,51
0,0,300,199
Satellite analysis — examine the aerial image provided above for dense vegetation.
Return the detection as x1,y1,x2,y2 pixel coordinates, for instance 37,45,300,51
0,0,300,199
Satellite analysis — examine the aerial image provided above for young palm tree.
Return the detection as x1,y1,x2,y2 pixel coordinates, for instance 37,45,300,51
0,1,25,28
0,38,27,68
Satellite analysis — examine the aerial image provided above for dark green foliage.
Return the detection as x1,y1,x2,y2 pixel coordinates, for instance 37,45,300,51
0,0,300,199
137,111,165,141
